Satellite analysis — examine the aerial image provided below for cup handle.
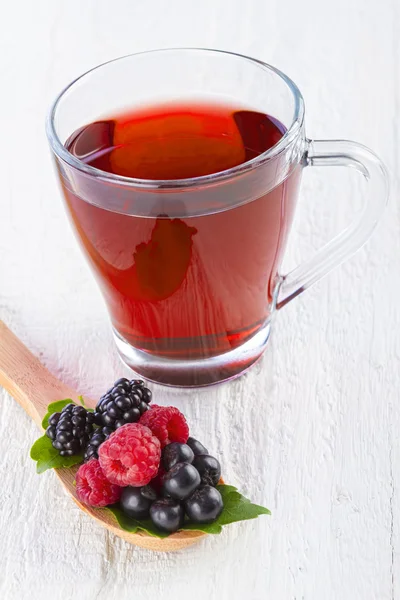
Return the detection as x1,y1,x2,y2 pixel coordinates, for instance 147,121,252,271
276,139,389,309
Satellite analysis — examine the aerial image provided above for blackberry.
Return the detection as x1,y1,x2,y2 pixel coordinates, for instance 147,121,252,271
45,404,95,457
83,426,114,462
94,378,152,430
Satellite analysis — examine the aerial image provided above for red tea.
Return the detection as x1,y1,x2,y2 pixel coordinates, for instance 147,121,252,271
62,101,300,359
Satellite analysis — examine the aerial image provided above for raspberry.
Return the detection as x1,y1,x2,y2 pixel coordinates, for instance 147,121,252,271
98,423,161,487
139,405,189,448
75,459,122,507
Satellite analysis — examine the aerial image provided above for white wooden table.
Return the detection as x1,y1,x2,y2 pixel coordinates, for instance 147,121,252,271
1,1,398,598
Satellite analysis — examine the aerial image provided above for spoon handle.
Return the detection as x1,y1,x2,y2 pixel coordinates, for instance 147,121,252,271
0,320,77,426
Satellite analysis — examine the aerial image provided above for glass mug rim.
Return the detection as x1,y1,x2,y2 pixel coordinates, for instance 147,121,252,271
46,47,305,191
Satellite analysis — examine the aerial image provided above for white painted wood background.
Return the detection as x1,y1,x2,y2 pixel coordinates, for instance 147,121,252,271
0,0,398,598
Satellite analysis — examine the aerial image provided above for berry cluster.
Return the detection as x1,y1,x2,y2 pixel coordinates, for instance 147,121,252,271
46,404,95,456
45,378,153,462
94,378,152,429
74,401,224,534
147,436,223,532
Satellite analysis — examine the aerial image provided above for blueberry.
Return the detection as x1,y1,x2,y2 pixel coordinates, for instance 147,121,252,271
186,437,208,456
120,485,157,519
162,443,194,471
150,498,184,533
192,455,221,486
184,485,223,524
163,462,201,500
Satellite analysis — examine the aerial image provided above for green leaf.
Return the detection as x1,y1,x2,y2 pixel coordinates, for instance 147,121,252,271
30,434,51,460
183,518,223,534
215,484,237,495
41,399,74,429
79,395,94,412
184,485,270,534
106,505,169,538
30,434,83,473
104,485,270,538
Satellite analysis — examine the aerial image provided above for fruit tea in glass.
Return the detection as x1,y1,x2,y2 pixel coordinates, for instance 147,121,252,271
47,49,388,386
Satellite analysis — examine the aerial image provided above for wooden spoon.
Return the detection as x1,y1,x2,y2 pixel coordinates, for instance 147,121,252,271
0,320,207,551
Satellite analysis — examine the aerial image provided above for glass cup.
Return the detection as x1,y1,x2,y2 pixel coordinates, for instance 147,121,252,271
46,49,388,387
